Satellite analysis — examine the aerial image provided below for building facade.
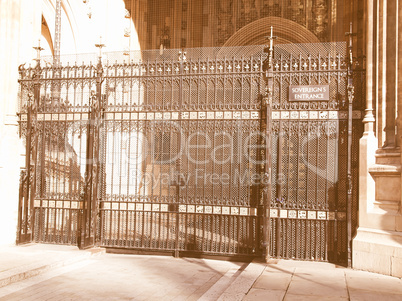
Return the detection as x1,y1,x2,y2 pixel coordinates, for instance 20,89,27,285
0,0,401,277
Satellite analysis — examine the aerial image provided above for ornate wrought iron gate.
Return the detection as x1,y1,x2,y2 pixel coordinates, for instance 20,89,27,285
17,43,362,263
98,48,263,257
265,42,364,263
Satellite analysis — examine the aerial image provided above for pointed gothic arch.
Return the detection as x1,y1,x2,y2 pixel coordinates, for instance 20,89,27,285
223,16,321,47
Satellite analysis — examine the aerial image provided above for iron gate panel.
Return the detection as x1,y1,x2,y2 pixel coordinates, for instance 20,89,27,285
18,63,99,245
266,42,362,263
98,48,264,256
17,43,362,262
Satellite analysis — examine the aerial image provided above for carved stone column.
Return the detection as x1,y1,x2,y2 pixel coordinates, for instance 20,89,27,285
398,0,402,153
363,1,376,134
398,0,402,230
384,0,397,147
353,0,377,231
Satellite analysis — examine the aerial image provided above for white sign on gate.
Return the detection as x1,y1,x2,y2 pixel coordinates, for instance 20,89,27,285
289,85,330,101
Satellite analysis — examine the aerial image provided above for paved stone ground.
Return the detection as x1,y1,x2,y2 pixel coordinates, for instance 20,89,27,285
0,244,401,300
0,244,103,289
0,253,244,301
242,260,402,301
0,244,94,273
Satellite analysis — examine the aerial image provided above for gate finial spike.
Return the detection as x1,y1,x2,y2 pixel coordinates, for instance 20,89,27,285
33,39,44,62
95,36,106,59
264,26,276,71
345,22,356,67
266,26,277,48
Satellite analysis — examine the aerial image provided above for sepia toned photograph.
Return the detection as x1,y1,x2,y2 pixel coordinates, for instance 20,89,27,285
0,0,401,300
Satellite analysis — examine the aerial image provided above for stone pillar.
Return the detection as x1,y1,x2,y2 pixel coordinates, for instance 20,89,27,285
384,0,397,147
357,0,377,227
398,0,402,232
375,0,385,147
398,0,402,156
0,0,23,245
353,0,402,278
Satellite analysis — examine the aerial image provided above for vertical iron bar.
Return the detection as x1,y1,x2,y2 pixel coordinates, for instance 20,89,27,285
18,44,43,244
39,119,46,241
96,59,105,247
346,23,355,268
20,93,32,243
17,169,26,243
79,46,103,249
79,91,94,248
261,26,275,261
174,50,185,257
30,49,41,242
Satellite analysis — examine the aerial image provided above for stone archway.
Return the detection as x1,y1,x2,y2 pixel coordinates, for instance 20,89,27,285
223,16,320,47
41,15,54,56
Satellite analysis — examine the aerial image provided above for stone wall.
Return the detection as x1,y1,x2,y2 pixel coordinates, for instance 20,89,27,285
353,0,402,278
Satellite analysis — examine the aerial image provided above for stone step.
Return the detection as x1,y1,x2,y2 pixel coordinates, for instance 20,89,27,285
0,244,105,289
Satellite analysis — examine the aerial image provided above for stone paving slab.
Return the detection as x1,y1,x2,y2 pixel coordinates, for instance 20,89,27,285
286,270,348,298
244,288,285,301
348,289,402,301
284,294,349,301
0,244,104,289
217,262,266,301
246,260,402,301
252,273,292,291
345,269,402,294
